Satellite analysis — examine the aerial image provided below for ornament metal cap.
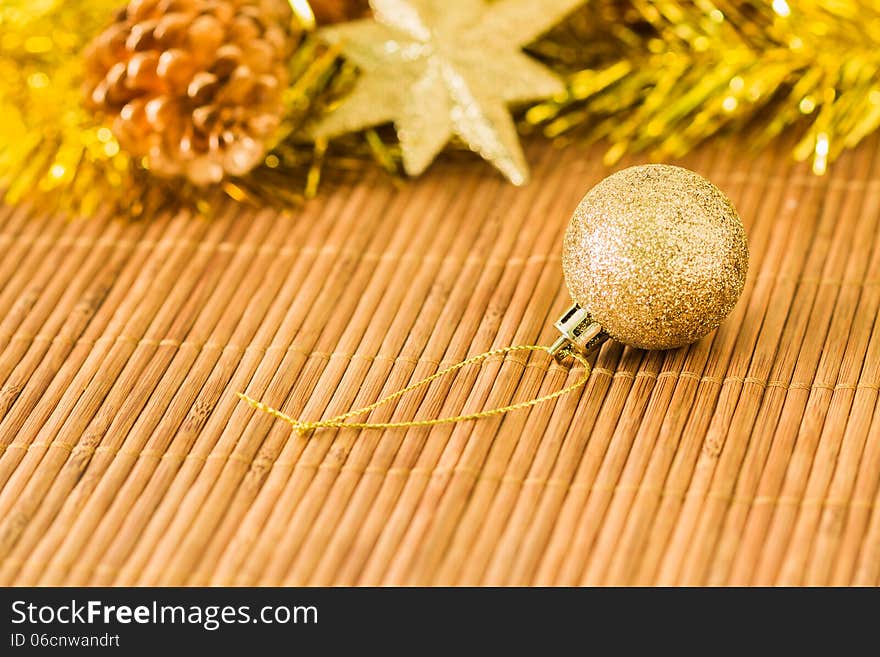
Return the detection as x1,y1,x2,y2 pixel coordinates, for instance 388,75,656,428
548,303,607,359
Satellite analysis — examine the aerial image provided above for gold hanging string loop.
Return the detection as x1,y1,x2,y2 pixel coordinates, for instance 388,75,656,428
238,345,591,435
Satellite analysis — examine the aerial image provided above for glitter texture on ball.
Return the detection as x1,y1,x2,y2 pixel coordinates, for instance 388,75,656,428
562,164,749,350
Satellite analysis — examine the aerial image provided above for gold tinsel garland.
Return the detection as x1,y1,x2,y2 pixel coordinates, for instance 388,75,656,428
2,0,880,215
525,0,880,175
0,0,132,215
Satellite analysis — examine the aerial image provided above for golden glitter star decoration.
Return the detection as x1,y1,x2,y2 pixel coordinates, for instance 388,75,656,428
310,0,586,185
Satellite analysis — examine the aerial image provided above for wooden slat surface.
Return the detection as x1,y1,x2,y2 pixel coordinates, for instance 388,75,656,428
1,134,879,586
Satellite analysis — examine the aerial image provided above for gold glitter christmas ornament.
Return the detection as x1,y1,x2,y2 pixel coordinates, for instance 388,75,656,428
555,164,749,352
242,164,748,435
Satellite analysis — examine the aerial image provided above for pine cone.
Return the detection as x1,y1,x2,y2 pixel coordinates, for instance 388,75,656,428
309,0,371,25
84,0,297,185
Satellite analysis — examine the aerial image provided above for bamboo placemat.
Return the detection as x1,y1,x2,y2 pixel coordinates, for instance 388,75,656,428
1,133,879,587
